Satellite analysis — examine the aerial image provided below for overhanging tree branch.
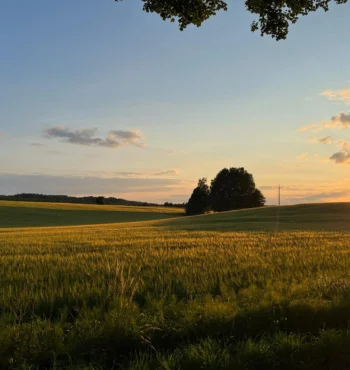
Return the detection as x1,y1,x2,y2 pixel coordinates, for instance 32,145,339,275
114,0,348,40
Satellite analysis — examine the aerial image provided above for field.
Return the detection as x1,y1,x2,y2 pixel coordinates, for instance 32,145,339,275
0,201,183,228
0,202,350,369
164,202,350,231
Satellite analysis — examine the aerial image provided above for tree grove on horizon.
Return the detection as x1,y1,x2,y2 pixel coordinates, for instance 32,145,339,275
186,167,266,215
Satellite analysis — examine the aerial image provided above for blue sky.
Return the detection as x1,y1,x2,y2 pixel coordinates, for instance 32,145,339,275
1,0,349,204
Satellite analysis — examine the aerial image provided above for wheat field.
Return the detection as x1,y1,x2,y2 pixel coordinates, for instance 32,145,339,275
0,202,350,369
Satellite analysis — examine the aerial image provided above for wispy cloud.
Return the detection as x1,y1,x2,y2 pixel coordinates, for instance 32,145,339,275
32,169,180,180
43,127,144,148
31,142,48,148
299,106,350,165
298,112,350,132
298,123,322,132
320,89,350,105
330,140,350,165
113,172,144,178
310,136,333,144
288,190,350,203
261,180,350,205
112,170,178,178
153,170,178,176
305,135,349,165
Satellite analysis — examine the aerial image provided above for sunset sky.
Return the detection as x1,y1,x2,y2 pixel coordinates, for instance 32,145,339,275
1,0,349,204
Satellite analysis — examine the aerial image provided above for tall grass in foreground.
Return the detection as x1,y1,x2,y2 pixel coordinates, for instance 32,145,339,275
1,222,350,369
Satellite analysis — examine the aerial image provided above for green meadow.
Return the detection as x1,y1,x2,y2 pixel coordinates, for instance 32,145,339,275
0,201,183,228
164,202,350,231
0,202,350,369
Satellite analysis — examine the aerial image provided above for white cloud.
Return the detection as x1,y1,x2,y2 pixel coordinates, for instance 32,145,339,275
320,89,350,104
44,127,144,148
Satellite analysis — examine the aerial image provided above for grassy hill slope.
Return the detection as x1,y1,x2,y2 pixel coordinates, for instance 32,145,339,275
162,203,350,231
0,200,184,228
1,201,349,231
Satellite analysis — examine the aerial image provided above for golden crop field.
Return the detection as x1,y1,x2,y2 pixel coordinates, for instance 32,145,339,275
0,202,350,369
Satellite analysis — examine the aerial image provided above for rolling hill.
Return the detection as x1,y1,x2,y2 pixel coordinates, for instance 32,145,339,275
0,200,184,228
161,202,350,231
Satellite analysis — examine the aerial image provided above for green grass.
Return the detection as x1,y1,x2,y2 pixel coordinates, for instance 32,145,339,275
0,203,350,369
0,200,184,228
161,202,350,231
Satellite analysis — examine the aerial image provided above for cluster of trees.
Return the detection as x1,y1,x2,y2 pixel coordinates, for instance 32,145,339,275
1,168,265,214
95,196,105,205
186,167,265,215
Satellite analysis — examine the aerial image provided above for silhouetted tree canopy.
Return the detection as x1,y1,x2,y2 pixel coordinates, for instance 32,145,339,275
114,0,347,40
96,196,105,205
210,167,265,212
186,178,210,215
251,188,266,208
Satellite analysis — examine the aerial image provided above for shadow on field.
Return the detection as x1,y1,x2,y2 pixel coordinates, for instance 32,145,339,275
3,299,350,369
161,203,350,232
148,300,350,348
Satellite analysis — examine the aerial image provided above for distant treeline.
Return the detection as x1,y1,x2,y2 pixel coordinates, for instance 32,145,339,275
163,202,187,208
0,193,185,208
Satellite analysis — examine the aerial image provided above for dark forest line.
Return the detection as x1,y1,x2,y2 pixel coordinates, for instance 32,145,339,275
0,193,186,208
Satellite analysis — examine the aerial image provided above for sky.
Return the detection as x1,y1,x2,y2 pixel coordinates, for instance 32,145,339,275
0,0,349,205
